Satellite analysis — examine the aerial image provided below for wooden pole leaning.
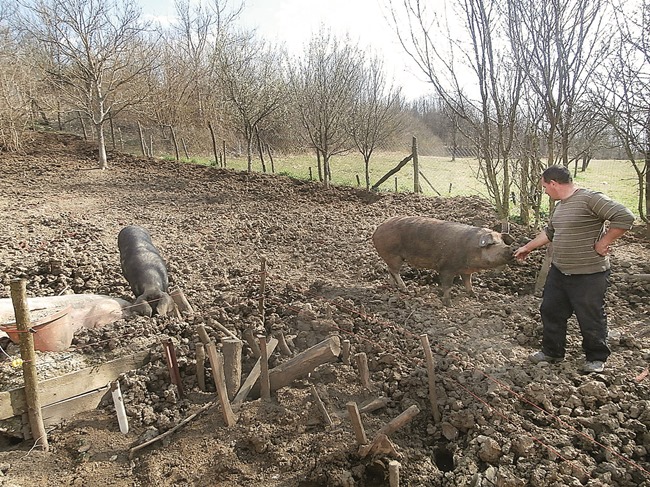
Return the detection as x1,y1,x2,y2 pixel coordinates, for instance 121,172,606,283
419,334,441,423
205,342,236,426
10,279,49,451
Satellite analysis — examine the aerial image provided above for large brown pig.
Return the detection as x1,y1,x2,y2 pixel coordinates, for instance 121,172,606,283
372,216,514,305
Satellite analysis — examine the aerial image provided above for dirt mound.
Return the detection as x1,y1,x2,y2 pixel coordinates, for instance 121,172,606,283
0,131,649,486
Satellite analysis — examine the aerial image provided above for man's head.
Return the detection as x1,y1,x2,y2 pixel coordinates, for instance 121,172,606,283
541,165,574,201
542,165,572,184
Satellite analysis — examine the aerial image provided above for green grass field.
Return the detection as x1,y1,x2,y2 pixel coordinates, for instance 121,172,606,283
183,152,642,220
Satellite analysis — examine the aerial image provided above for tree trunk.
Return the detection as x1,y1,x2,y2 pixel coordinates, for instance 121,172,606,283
97,123,108,170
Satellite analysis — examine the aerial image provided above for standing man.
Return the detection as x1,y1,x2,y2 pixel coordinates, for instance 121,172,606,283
514,165,635,373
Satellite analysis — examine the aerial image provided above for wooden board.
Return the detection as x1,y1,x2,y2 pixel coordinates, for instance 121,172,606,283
0,350,149,420
20,387,110,439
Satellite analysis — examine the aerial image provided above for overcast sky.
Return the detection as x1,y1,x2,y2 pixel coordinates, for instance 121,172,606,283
138,0,433,100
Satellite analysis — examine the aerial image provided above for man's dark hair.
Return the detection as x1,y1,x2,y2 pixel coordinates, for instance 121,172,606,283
542,165,572,184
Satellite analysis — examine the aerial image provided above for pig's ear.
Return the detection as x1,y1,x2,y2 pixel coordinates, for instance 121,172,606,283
479,233,495,247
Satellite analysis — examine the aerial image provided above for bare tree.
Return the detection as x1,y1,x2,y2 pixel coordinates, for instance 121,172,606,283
18,0,158,169
288,31,364,187
349,54,403,190
216,35,286,172
0,2,34,150
386,0,524,219
594,0,649,226
508,0,611,168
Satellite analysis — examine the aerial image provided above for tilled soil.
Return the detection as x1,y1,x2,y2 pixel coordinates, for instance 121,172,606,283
0,131,649,486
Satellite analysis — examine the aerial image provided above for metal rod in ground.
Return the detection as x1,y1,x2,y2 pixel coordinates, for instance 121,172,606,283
258,335,271,400
206,342,237,426
355,352,372,389
10,279,49,451
346,402,368,445
419,334,441,423
196,343,206,391
162,338,185,398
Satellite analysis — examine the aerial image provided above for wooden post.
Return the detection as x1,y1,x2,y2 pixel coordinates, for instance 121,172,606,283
10,279,48,451
196,324,211,345
341,340,351,365
222,338,242,400
243,328,261,358
419,334,441,423
170,288,194,316
389,460,401,487
162,338,184,398
259,257,267,324
412,136,420,193
274,331,293,356
231,338,279,410
258,335,271,400
355,352,372,389
196,343,206,391
346,402,368,445
205,343,236,426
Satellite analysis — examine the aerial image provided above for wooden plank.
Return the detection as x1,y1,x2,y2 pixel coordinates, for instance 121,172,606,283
20,387,110,439
0,350,149,420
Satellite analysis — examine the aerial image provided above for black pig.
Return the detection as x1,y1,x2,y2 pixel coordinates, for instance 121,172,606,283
117,225,174,317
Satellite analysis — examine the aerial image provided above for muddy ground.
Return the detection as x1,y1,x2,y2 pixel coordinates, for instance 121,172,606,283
0,131,649,486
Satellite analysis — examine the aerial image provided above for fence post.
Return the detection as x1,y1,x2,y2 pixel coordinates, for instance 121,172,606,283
10,279,49,451
412,136,420,193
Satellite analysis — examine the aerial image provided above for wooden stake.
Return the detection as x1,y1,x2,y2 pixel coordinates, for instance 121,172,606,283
196,324,211,345
195,343,206,391
205,343,236,426
170,288,194,316
346,401,368,445
231,338,279,410
389,460,401,487
341,340,351,365
355,352,372,389
258,335,271,400
274,330,293,356
209,318,238,340
162,338,184,398
243,328,261,358
310,384,333,427
222,338,242,400
259,256,267,323
10,279,48,452
419,334,441,423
